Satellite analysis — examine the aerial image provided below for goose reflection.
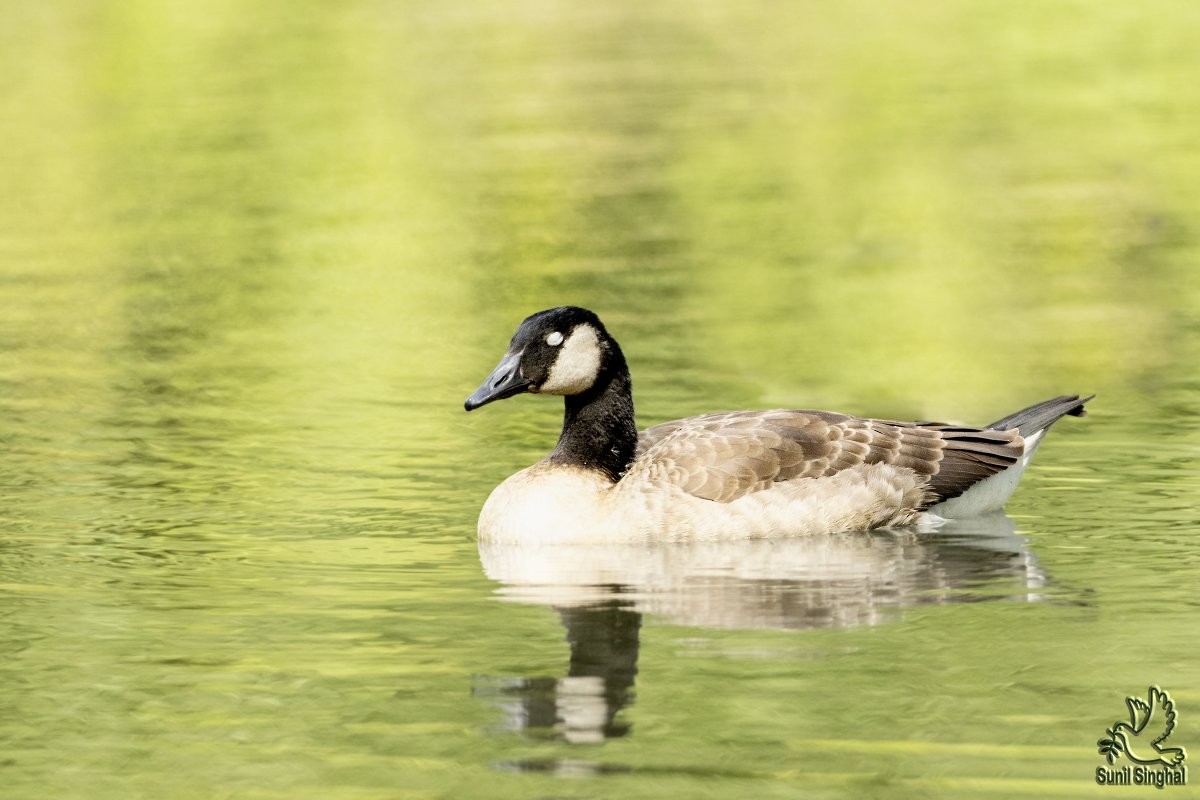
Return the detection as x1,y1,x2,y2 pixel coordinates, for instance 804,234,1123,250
474,600,640,745
475,512,1047,746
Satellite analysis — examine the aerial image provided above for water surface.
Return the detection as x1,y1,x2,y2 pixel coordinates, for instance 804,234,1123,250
2,2,1199,798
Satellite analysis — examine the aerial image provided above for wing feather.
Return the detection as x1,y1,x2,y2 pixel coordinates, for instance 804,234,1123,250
632,409,1024,504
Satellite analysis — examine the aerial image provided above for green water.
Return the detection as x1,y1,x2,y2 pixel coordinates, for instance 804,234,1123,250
3,2,1199,797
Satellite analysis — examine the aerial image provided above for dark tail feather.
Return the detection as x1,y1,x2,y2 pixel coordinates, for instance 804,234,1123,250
987,394,1094,436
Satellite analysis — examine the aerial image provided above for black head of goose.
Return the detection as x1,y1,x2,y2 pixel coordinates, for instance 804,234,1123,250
465,306,1092,543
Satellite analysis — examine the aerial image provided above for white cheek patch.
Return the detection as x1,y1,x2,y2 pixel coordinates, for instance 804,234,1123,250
540,324,602,395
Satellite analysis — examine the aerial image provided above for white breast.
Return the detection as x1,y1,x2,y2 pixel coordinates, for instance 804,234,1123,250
477,464,616,544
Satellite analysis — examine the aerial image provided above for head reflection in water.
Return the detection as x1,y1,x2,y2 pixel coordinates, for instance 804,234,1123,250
474,513,1050,753
474,601,640,744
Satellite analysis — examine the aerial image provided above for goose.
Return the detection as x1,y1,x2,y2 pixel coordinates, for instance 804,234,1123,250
464,306,1091,543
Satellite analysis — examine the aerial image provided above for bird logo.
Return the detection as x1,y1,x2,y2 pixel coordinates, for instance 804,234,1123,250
1098,686,1187,767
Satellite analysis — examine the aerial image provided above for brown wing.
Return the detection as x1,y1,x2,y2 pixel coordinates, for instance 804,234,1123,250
633,410,1022,505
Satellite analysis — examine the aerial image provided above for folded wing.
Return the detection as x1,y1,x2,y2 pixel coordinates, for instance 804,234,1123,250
633,409,1023,505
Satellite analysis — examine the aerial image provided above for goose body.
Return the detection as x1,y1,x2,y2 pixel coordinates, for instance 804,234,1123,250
465,307,1091,543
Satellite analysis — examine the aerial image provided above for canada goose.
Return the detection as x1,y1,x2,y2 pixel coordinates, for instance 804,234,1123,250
464,306,1092,543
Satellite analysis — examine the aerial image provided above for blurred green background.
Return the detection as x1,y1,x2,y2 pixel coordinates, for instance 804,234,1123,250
1,1,1198,798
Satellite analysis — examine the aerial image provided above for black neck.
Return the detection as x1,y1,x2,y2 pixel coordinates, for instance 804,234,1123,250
548,361,637,483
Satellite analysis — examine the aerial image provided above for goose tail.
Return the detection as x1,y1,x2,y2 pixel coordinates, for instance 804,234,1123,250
925,394,1093,519
986,394,1093,437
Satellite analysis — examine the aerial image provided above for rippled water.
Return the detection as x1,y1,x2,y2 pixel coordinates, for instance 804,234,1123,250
3,2,1199,798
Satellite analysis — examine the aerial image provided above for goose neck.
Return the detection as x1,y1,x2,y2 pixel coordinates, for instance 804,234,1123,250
549,369,637,483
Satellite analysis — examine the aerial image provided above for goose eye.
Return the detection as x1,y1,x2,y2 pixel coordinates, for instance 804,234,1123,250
545,331,564,346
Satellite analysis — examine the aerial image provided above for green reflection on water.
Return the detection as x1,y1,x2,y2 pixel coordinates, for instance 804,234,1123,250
1,1,1198,798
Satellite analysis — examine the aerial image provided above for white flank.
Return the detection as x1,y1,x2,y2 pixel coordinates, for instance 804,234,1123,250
925,430,1046,520
540,323,602,395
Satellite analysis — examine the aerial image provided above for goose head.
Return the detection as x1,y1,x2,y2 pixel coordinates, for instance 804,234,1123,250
464,306,621,411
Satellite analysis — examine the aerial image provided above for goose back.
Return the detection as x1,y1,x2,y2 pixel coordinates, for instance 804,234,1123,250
632,410,1022,506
